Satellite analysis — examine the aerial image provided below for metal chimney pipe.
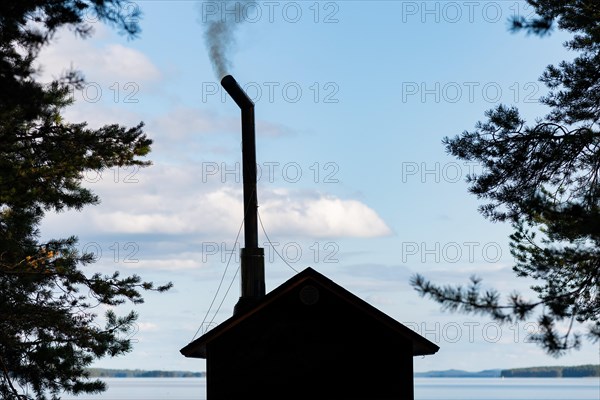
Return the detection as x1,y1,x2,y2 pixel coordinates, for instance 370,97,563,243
220,75,265,313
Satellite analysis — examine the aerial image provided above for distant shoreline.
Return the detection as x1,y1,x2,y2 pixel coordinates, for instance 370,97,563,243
87,368,205,378
415,364,598,378
89,364,598,378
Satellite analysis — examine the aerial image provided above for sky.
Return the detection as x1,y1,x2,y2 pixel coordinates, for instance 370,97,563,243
35,0,599,374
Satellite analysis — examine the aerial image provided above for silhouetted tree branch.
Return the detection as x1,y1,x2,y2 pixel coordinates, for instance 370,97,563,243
0,2,172,399
411,0,600,357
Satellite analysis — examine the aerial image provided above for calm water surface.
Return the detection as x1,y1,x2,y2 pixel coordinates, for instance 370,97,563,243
60,377,600,400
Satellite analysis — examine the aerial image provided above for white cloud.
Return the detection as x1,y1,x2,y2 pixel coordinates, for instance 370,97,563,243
42,162,391,240
259,190,392,238
36,26,160,84
89,186,390,239
90,187,242,235
97,44,160,81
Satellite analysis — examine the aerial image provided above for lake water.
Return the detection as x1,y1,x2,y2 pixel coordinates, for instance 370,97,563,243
59,377,600,399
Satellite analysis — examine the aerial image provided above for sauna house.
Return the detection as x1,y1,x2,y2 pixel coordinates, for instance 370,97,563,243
180,75,439,399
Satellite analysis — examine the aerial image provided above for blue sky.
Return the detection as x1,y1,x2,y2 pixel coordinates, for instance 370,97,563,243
36,1,598,373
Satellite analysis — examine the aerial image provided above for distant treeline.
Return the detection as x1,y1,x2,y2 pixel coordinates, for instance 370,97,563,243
87,368,205,378
88,365,599,378
501,365,599,378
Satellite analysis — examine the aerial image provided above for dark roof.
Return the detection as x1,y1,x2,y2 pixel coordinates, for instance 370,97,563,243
180,267,439,358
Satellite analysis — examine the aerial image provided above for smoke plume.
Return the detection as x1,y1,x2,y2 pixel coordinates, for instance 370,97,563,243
202,1,248,79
